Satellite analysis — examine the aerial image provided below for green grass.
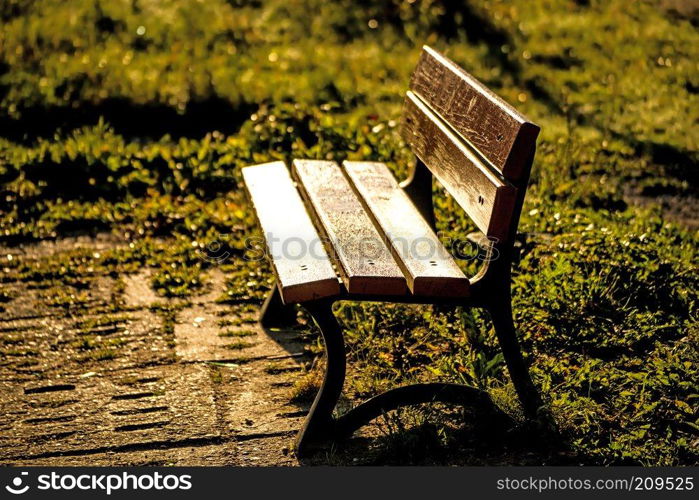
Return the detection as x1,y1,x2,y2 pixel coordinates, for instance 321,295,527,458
224,340,256,350
219,329,256,337
0,0,697,465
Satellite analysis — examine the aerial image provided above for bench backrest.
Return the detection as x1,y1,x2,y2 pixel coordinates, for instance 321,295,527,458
401,46,539,243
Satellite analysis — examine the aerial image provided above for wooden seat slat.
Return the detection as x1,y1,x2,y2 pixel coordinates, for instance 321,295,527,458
343,161,469,298
242,161,340,304
292,159,407,296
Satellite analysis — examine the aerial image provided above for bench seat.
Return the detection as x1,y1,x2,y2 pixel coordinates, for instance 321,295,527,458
242,160,470,304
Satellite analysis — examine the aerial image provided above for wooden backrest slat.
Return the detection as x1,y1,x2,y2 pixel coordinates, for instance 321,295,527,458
409,46,539,182
401,91,516,241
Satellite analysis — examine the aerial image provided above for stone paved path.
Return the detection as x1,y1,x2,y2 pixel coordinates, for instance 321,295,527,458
0,237,314,466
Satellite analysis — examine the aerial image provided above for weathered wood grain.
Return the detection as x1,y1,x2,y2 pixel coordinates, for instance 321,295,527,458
409,46,540,182
292,159,407,296
344,161,470,298
401,90,517,241
242,161,340,303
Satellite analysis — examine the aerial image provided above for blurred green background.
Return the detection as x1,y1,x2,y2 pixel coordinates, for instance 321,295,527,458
0,0,697,465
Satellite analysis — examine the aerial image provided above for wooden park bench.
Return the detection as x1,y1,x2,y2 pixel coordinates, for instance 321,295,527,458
242,46,543,456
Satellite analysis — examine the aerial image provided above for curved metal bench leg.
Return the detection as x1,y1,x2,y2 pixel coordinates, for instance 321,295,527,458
334,382,512,440
259,284,297,328
488,299,543,420
295,297,546,456
295,299,346,457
